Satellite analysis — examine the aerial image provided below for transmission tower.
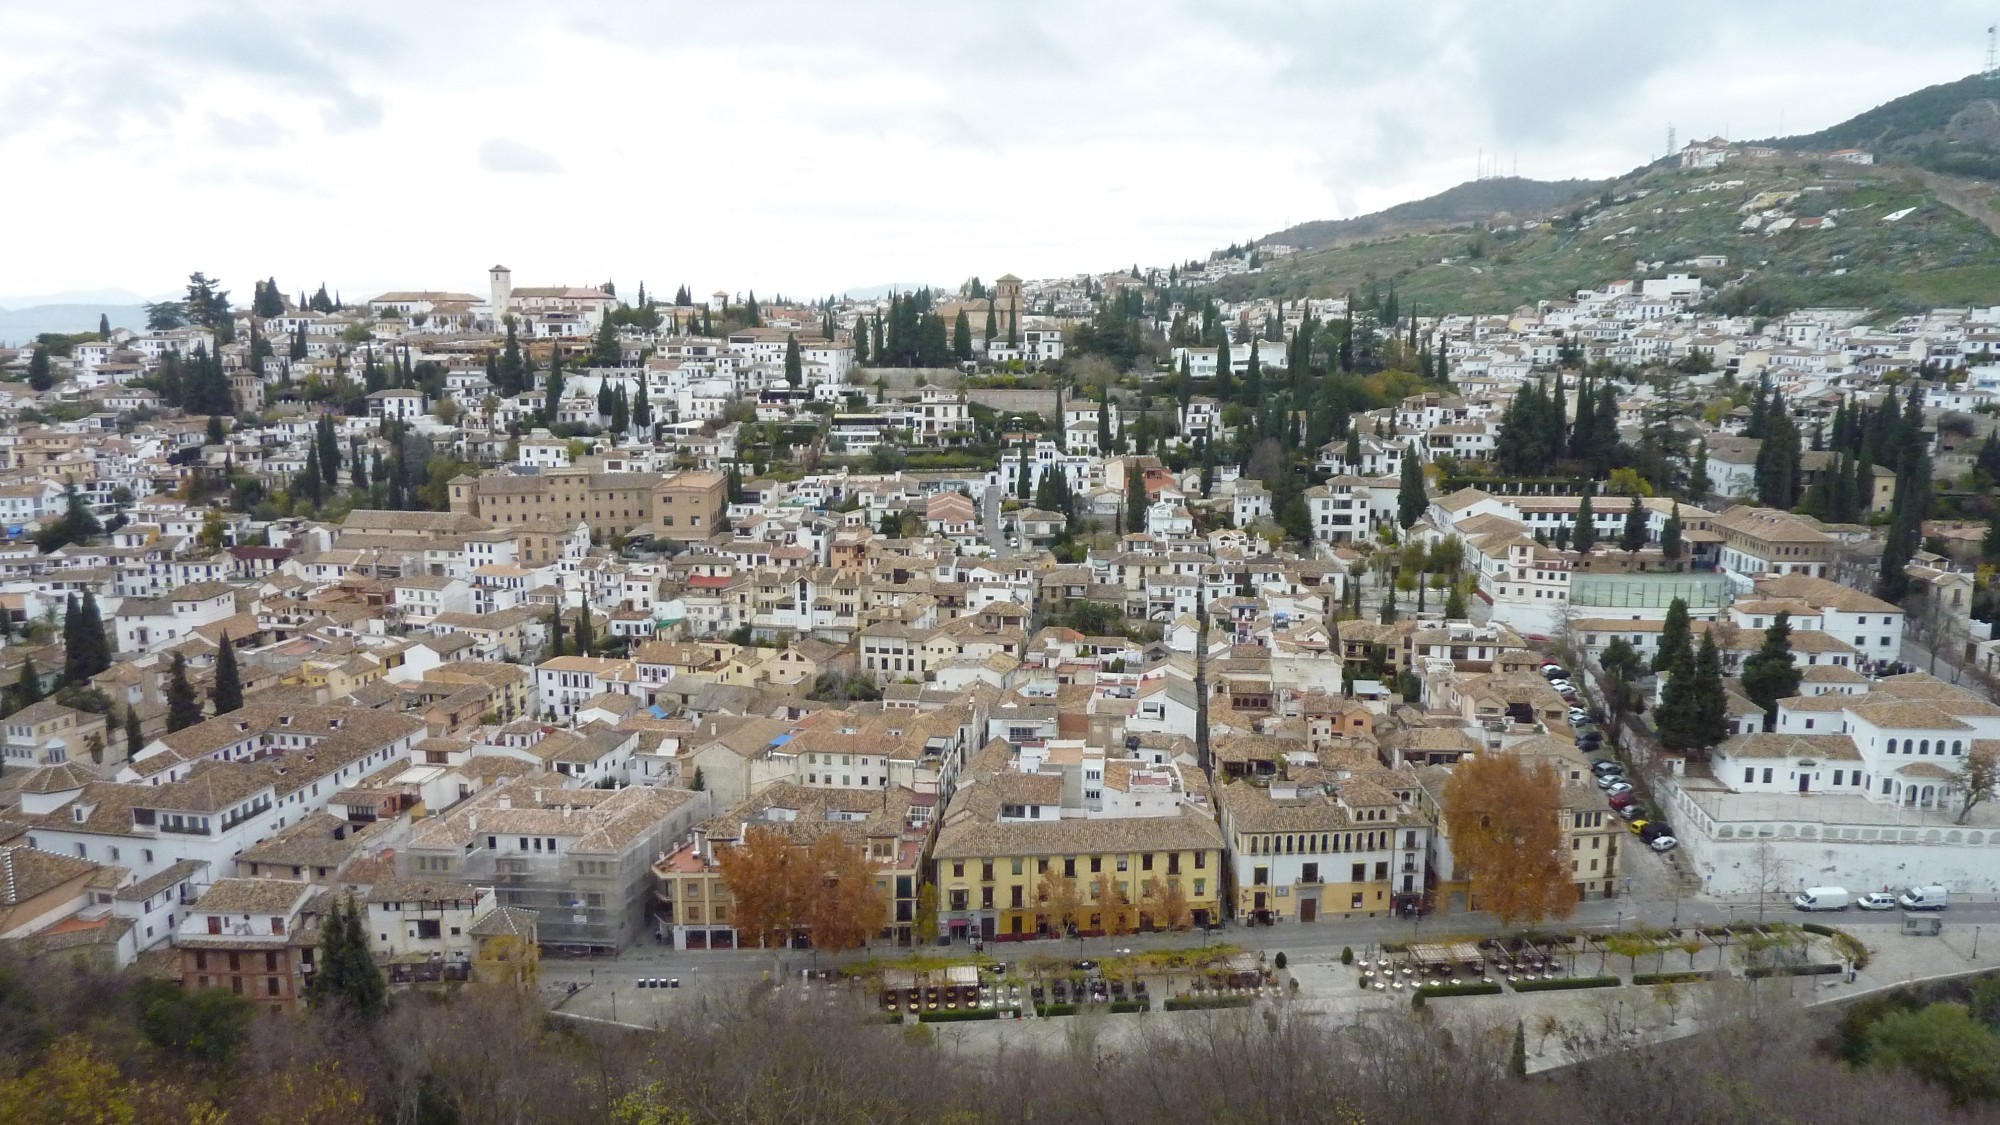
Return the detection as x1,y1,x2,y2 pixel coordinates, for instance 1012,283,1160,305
1667,123,1677,158
1987,24,1998,78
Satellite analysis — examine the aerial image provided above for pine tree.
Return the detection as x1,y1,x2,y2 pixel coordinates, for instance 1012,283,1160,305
316,413,341,488
1654,597,1693,673
78,591,107,679
548,603,564,658
545,348,565,426
1740,611,1802,728
1398,444,1426,529
591,313,620,368
212,632,243,715
351,437,368,491
633,381,651,431
1620,495,1647,552
98,312,111,337
26,345,52,392
952,311,972,362
574,594,594,655
165,653,203,732
8,655,42,712
1689,631,1730,753
1572,487,1597,554
1016,441,1033,501
984,299,997,343
61,594,86,684
1214,339,1233,401
307,894,386,1018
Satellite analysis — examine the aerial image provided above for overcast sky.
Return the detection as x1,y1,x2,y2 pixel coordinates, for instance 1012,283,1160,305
1,1,1992,305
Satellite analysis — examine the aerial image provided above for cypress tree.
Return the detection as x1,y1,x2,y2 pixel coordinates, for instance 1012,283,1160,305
1661,503,1683,562
952,311,972,362
1017,441,1032,501
1126,464,1147,533
212,632,243,715
1690,631,1730,754
1397,444,1426,529
575,594,594,656
1214,339,1233,401
784,333,802,386
1572,488,1597,554
125,705,144,758
78,591,107,679
10,656,42,711
1620,495,1647,552
307,894,386,1018
548,603,565,658
165,653,203,732
27,345,52,392
633,382,651,431
1740,612,1802,728
1654,597,1692,673
62,594,85,684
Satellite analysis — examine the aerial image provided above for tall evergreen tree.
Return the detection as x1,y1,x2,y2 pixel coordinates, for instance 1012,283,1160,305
545,348,565,426
307,894,387,1018
1740,611,1802,728
590,313,621,367
1572,487,1597,554
61,594,86,684
78,591,107,679
1689,630,1730,753
165,653,203,732
574,594,594,655
1661,503,1684,562
633,381,651,432
316,413,341,488
952,311,972,362
1620,495,1647,552
212,632,243,715
1653,597,1692,673
1017,441,1033,500
1754,413,1801,509
784,333,802,387
26,345,52,392
125,705,144,759
1397,444,1426,529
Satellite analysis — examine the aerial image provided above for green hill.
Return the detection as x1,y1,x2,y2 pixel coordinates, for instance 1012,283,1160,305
1258,177,1603,251
1765,72,2000,179
1207,161,2000,316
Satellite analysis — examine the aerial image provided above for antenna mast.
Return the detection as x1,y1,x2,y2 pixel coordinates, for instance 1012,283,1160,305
1987,24,1998,78
1667,123,1677,159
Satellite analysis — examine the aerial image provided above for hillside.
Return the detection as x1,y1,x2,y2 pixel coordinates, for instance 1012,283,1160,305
0,303,146,346
1257,176,1604,251
1765,72,2000,179
1206,160,2000,315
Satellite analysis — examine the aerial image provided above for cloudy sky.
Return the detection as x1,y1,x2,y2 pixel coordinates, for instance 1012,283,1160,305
0,1,1991,305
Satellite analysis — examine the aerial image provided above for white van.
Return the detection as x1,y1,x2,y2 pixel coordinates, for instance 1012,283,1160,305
1794,887,1850,912
1899,884,1949,911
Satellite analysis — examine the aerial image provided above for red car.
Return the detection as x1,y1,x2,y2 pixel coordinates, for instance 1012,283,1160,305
1608,791,1637,810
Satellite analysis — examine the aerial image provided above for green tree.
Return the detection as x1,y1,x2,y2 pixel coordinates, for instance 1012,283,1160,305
8,655,43,712
1654,597,1693,673
26,345,52,392
633,381,652,432
1664,630,1731,757
1620,495,1647,552
211,632,243,715
575,594,594,655
547,602,565,658
1660,503,1683,561
1397,444,1426,530
306,893,387,1018
591,313,621,367
125,705,144,758
545,348,566,426
1740,611,1802,728
784,332,802,387
952,310,972,362
1867,1001,2000,1106
165,653,204,732
1126,463,1148,533
133,977,254,1065
1572,488,1597,554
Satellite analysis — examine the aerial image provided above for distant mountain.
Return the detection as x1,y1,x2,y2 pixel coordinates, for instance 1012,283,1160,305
1256,177,1607,252
0,304,147,347
1764,72,2000,179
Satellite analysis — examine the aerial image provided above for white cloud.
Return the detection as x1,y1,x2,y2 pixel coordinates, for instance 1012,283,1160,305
478,138,561,175
0,0,1989,298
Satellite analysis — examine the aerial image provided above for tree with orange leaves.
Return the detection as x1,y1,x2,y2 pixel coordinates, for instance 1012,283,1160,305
803,833,888,952
1440,753,1579,925
1155,879,1193,931
1040,876,1084,937
716,826,808,949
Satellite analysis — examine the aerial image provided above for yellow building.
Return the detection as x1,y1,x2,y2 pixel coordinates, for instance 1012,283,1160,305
1215,772,1432,923
929,755,1226,943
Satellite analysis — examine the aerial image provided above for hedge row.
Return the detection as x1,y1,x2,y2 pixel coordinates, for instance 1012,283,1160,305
1511,976,1621,993
919,1009,999,1023
1415,982,1505,998
1165,995,1255,1011
1800,923,1838,938
1108,1000,1148,1014
1632,971,1723,986
1036,1004,1078,1018
1746,963,1844,979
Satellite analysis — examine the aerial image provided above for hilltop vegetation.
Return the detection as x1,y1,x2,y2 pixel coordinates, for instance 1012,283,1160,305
1767,72,2000,180
1258,177,1603,252
1209,162,2000,315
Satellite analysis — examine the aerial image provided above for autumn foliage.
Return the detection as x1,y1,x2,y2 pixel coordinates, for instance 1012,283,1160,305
1440,753,1579,925
716,826,888,951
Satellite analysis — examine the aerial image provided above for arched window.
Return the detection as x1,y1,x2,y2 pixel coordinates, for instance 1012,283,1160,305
1920,740,1930,755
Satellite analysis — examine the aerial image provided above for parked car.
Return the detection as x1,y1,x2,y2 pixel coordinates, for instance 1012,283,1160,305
1899,885,1950,911
1541,664,1568,680
1591,760,1624,775
1567,707,1590,725
1794,887,1851,912
1609,791,1638,810
1578,733,1604,750
1617,804,1647,821
1638,822,1670,844
1627,818,1651,836
1606,781,1635,797
1857,892,1898,911
1548,679,1574,692
1649,836,1679,853
1595,774,1623,789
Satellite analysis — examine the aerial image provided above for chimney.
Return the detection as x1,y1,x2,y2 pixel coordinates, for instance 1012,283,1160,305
497,796,511,811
